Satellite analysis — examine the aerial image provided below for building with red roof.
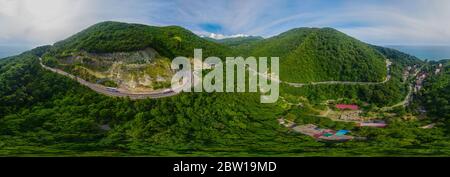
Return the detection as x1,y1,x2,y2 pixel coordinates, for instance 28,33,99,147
335,104,359,110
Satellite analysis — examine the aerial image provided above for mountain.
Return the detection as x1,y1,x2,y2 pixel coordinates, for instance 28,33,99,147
243,28,388,83
2,21,449,156
43,22,391,91
204,36,264,47
0,51,289,156
48,22,390,85
43,22,235,91
51,21,231,59
372,45,423,66
417,60,450,124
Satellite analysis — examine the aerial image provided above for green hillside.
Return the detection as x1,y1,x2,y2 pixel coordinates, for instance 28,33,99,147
51,21,231,59
416,60,450,127
372,45,423,66
246,28,387,83
49,22,388,85
279,46,423,106
1,21,450,156
44,22,237,91
205,36,264,47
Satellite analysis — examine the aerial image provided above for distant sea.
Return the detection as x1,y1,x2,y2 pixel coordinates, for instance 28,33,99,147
0,45,31,59
386,45,450,61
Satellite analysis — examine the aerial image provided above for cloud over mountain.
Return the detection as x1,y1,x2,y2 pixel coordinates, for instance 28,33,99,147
1,0,450,47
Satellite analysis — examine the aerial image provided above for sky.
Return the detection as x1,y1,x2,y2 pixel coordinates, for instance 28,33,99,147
1,0,450,49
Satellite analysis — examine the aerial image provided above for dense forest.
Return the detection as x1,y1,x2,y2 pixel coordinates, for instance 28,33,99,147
50,21,232,59
244,28,388,83
1,21,449,156
372,45,423,66
279,44,422,106
204,36,264,47
415,60,450,132
1,52,449,156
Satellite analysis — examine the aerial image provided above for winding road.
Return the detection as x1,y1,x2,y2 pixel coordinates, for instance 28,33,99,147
41,57,394,100
247,59,392,87
39,58,181,99
283,59,393,87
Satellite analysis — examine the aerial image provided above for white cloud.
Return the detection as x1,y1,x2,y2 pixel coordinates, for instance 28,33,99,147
0,0,101,46
0,0,166,46
331,1,450,45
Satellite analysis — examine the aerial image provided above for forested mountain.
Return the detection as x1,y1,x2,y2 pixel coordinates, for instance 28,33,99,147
50,21,232,59
416,60,450,128
1,21,449,156
2,51,448,156
243,28,388,82
204,36,264,47
372,45,423,66
45,22,390,85
52,21,390,85
43,22,236,91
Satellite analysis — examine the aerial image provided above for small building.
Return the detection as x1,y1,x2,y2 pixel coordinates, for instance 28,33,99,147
336,104,359,110
435,68,441,74
421,123,435,129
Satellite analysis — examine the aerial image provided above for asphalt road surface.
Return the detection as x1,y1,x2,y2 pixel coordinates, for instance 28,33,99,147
284,59,393,87
39,58,181,100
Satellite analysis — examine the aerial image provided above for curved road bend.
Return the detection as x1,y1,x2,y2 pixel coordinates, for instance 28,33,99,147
381,65,424,111
40,57,393,99
39,58,182,99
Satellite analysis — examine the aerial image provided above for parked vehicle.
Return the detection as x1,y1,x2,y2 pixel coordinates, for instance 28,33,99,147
106,87,120,93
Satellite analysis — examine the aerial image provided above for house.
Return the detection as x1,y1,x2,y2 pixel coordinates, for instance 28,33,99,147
335,104,359,110
435,68,441,74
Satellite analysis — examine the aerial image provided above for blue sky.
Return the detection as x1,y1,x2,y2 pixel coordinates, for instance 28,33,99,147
1,0,450,48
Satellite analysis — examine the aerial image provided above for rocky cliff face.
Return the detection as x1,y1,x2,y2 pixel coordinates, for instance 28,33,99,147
54,48,173,91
